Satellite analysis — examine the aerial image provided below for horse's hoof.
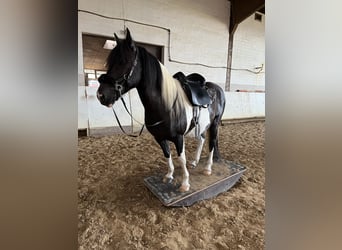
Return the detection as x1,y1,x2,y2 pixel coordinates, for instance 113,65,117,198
203,169,212,176
178,184,190,192
163,176,173,184
190,161,197,168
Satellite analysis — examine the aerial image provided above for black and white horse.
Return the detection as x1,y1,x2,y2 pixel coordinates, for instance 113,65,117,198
97,29,225,192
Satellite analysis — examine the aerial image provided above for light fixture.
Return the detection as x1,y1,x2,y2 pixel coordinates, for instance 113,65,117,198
103,40,117,50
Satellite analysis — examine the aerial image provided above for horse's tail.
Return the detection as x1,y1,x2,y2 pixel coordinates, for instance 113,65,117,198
207,82,226,162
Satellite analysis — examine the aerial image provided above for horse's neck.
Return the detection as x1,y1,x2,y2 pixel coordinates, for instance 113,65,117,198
135,74,163,112
136,62,177,118
136,85,162,109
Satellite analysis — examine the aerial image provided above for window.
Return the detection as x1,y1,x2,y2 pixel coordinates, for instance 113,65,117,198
83,69,107,87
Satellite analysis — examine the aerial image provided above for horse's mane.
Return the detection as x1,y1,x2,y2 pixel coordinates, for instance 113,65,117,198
138,46,162,93
138,46,186,113
159,63,187,111
106,44,124,73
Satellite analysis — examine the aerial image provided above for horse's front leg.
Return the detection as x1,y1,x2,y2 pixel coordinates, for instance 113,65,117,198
190,133,206,168
174,135,190,192
157,140,174,183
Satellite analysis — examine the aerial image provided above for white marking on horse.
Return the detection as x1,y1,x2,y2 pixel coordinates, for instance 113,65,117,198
159,63,192,191
158,62,213,190
159,63,184,112
203,149,214,175
190,135,205,167
185,107,211,170
163,153,175,183
186,108,210,138
178,144,190,192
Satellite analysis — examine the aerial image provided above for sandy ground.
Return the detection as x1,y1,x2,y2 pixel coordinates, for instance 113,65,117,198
78,121,265,249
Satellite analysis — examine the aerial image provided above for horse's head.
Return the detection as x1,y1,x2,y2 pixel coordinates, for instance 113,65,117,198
97,28,140,107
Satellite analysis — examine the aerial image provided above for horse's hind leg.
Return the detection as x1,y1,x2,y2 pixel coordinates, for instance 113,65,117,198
204,117,221,175
190,133,206,168
157,140,174,183
174,135,190,192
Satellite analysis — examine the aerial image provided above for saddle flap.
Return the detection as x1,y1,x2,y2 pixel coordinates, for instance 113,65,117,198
173,71,212,106
184,82,211,106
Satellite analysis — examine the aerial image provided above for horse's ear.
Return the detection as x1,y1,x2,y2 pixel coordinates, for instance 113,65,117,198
114,33,121,44
125,28,136,51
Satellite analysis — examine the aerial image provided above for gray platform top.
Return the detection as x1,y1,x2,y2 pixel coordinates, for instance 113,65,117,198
144,159,246,207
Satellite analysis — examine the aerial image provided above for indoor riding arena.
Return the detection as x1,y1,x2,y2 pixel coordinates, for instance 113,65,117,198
78,120,265,249
78,0,265,249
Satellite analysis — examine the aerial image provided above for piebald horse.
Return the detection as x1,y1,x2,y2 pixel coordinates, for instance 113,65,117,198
97,29,226,192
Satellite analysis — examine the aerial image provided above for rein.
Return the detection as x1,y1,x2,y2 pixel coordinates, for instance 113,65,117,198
111,101,145,138
108,50,163,137
113,87,179,136
111,97,164,137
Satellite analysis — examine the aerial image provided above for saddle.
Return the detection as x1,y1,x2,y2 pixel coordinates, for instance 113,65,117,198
173,72,211,107
173,72,212,138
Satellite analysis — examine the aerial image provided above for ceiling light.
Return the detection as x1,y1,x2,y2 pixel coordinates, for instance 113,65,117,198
103,40,117,50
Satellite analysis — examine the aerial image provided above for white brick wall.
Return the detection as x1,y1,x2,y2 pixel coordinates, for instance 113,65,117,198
77,1,265,132
231,13,265,91
78,0,230,89
222,92,265,119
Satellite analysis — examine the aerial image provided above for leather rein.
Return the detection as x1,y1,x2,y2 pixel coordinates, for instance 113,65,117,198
99,50,163,137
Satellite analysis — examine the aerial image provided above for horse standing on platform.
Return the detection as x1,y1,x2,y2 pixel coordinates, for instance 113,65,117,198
97,29,225,192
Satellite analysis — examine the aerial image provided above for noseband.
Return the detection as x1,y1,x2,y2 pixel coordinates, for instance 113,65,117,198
98,50,138,96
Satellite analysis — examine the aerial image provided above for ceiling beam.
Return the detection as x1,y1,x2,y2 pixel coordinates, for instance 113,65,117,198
225,0,265,91
229,0,265,34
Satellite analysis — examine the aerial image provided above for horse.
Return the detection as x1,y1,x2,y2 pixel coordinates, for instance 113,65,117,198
97,29,226,192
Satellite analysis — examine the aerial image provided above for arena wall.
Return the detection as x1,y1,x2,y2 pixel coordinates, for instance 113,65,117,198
78,0,265,135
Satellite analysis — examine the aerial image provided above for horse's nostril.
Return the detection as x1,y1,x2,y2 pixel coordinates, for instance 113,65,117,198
97,92,103,100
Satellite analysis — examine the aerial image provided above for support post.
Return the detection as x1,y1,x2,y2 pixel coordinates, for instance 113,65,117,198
225,28,236,92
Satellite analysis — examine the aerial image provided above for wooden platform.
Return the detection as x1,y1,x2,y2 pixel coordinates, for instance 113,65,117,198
144,159,246,207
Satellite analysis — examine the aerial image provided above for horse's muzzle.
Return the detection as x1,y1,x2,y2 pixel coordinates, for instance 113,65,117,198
96,90,116,107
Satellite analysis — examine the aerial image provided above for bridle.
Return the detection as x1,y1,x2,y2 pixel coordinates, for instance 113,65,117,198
98,50,147,137
97,49,166,137
113,50,138,95
98,49,139,97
